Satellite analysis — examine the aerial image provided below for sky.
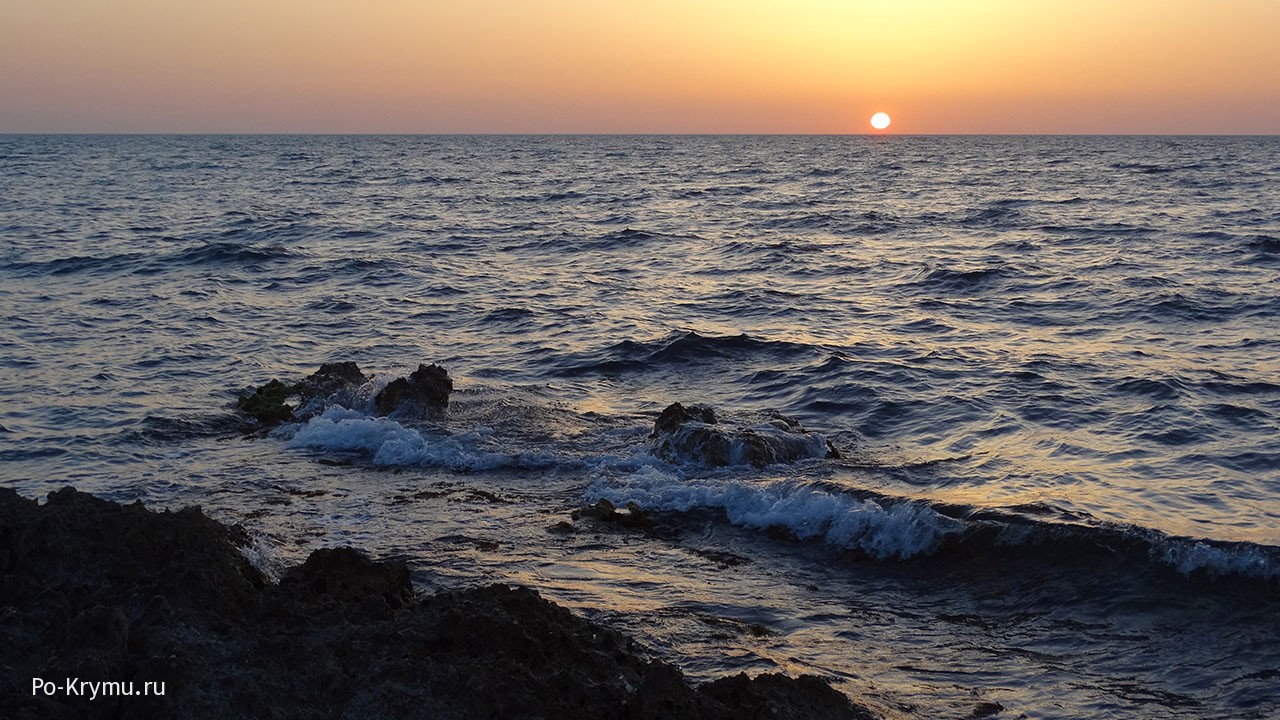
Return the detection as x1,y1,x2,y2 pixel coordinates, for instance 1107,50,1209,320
2,0,1278,134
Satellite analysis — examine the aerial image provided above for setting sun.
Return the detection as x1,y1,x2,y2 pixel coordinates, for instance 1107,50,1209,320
870,112,892,130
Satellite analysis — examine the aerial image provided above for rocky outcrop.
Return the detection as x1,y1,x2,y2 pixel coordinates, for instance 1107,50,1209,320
653,402,719,435
236,362,371,426
235,361,455,426
278,546,414,609
652,402,842,468
0,488,874,719
295,361,368,400
236,378,298,425
372,363,452,417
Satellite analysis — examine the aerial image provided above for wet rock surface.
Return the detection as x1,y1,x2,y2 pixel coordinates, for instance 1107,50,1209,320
234,361,455,427
573,498,654,531
296,361,369,401
0,487,874,719
236,378,297,425
236,361,371,427
652,402,719,436
652,402,842,468
373,363,453,417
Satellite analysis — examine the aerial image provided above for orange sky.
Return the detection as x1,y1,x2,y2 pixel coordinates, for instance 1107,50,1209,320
3,0,1278,133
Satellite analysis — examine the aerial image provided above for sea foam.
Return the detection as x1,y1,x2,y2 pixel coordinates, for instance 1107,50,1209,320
589,468,959,559
1151,535,1279,579
283,406,553,471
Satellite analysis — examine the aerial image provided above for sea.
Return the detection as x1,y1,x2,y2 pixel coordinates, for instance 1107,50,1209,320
1,134,1278,719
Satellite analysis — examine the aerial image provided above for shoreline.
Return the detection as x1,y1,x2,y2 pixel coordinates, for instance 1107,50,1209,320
0,486,874,719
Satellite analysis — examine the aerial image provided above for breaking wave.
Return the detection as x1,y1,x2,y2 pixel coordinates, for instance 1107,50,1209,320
589,470,1280,581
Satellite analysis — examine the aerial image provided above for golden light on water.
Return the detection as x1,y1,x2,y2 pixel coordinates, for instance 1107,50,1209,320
870,112,892,130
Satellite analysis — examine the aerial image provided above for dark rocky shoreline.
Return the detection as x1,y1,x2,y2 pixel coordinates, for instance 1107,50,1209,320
0,487,874,719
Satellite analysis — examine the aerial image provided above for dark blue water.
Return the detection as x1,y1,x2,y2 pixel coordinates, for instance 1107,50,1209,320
2,135,1278,719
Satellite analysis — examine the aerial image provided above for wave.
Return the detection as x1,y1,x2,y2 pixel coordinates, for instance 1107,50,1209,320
958,200,1027,227
584,227,692,250
553,331,822,376
5,251,147,278
1244,235,1280,254
504,227,691,253
590,469,956,559
1242,234,1280,265
912,265,1018,293
481,307,537,323
282,407,557,472
116,414,249,445
588,471,1280,582
1133,292,1251,323
1113,376,1186,400
5,240,296,279
163,241,296,268
764,211,844,231
1110,161,1205,175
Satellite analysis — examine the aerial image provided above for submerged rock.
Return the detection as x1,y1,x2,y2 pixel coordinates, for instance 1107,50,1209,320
0,487,874,720
373,363,453,417
652,402,841,468
970,701,1005,718
573,498,653,530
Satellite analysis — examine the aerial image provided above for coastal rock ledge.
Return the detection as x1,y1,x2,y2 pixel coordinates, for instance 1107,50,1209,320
0,487,875,720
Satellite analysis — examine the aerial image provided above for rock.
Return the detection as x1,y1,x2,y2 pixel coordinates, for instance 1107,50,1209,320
970,701,1005,717
236,378,295,424
700,672,878,720
295,361,368,400
653,401,718,436
668,423,735,466
374,363,452,417
0,487,876,720
690,548,751,567
573,499,653,530
279,546,414,609
65,605,130,655
652,402,842,468
235,362,370,426
574,498,617,521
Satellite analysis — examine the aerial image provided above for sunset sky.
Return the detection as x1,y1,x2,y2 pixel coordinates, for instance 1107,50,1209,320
3,0,1278,134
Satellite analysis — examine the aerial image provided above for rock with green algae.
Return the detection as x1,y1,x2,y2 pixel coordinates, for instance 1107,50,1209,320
236,378,297,424
235,362,373,426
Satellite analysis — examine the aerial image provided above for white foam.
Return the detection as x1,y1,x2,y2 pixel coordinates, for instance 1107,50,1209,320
588,468,959,559
238,534,288,583
283,406,553,471
1153,537,1278,579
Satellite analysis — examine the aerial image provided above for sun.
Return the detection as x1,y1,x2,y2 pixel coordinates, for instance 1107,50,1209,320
870,112,891,130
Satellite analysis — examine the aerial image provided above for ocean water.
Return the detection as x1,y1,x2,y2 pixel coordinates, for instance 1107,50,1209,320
1,134,1278,719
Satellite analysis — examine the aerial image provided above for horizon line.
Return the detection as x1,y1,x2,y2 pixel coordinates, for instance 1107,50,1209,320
3,131,1279,138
